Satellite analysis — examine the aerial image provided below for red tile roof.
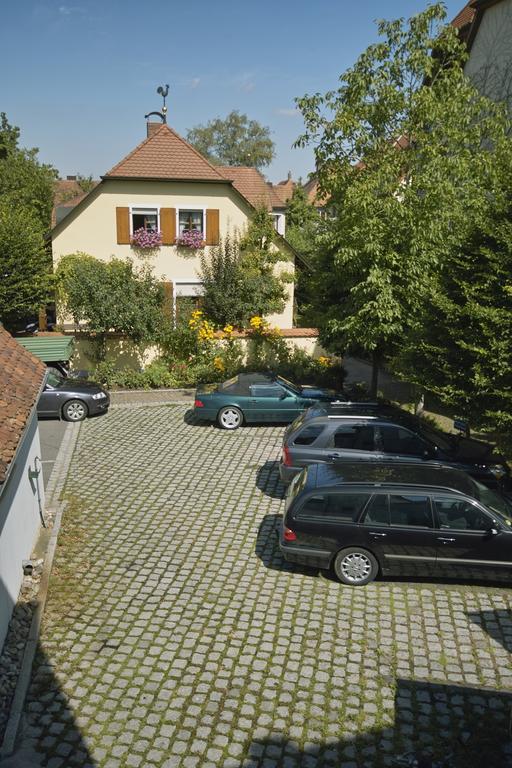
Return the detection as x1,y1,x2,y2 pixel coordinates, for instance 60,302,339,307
451,1,477,30
274,176,296,205
105,124,228,182
217,166,285,210
0,327,46,485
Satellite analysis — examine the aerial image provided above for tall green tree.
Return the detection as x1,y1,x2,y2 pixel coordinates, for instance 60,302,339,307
0,201,50,330
187,110,275,169
0,113,57,230
199,207,291,327
295,3,508,395
396,143,512,450
55,254,165,361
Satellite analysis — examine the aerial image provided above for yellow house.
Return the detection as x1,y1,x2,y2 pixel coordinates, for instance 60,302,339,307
51,120,299,328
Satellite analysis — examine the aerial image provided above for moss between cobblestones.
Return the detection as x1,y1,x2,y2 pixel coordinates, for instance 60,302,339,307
15,404,512,768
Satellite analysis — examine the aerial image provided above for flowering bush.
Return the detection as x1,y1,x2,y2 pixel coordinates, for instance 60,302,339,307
176,230,205,249
131,228,162,249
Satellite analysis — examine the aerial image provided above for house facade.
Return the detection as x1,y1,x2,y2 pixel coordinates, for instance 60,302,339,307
51,121,298,328
453,0,512,110
0,328,47,651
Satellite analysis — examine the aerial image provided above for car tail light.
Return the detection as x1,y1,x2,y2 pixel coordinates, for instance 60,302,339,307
194,399,204,408
282,445,292,467
283,526,297,542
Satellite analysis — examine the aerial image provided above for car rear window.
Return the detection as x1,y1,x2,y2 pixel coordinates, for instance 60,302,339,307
296,493,370,522
293,424,325,445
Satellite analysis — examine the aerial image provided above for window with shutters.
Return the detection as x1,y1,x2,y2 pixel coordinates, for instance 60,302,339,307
178,209,204,235
131,207,159,233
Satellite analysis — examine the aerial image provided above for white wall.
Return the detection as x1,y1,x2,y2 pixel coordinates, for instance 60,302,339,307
464,0,512,109
0,412,44,651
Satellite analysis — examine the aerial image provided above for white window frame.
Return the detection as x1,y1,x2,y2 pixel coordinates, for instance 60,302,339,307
173,279,205,321
176,206,207,239
129,204,161,236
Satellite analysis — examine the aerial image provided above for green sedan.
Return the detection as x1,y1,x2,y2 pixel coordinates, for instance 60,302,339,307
193,372,345,429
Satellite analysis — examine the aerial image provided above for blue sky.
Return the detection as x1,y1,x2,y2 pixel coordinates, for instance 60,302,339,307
1,0,464,183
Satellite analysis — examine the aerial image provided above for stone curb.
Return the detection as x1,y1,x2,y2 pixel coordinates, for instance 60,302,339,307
0,422,82,760
110,400,194,409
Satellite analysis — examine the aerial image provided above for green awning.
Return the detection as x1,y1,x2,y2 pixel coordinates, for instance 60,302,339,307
16,336,74,363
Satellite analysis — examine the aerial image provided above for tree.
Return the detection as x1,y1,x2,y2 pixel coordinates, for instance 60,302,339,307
186,110,275,169
395,142,512,451
0,113,57,230
199,207,291,327
76,174,96,194
0,200,51,330
55,254,165,361
295,3,508,395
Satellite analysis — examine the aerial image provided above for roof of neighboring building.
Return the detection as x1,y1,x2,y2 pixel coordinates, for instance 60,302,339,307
274,175,296,205
303,177,330,207
104,124,228,182
52,179,99,226
451,1,477,31
217,166,285,210
0,327,47,485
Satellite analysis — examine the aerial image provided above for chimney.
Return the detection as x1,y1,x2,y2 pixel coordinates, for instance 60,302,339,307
287,171,292,181
147,121,163,138
66,175,77,181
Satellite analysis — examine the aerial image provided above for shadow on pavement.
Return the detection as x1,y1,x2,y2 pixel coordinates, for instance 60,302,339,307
255,514,320,578
467,610,512,653
235,677,511,767
0,573,95,767
255,460,286,500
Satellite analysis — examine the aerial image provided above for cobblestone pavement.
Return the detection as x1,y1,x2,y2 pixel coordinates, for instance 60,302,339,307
17,404,512,767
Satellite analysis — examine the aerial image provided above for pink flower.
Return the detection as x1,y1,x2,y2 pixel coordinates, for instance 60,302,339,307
131,228,162,249
176,230,204,249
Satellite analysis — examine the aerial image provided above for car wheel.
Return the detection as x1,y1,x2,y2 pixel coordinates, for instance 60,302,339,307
62,399,88,422
333,547,378,586
217,406,243,430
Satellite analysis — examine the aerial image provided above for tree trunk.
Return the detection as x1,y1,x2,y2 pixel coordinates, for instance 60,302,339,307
370,350,380,398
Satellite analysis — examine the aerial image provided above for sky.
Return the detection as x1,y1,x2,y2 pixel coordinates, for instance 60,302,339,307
1,0,465,184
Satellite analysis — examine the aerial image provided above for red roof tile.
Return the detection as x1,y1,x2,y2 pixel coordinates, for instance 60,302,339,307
105,124,228,182
451,1,477,30
217,166,285,210
0,327,46,485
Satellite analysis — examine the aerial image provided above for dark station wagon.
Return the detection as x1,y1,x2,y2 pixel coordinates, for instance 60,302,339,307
280,462,512,586
279,401,510,493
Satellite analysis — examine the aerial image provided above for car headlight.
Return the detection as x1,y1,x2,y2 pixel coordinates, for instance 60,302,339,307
92,392,106,400
489,464,508,479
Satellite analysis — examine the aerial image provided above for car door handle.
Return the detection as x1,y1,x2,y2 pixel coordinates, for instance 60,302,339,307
327,453,342,460
249,399,258,403
369,532,387,537
437,537,456,542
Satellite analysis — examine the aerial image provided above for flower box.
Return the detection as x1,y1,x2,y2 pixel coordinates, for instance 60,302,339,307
131,228,162,249
176,230,205,249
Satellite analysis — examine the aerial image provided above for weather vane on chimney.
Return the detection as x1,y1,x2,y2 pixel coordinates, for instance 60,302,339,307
145,84,170,124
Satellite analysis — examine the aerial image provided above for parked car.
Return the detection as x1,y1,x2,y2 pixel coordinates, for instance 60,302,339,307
279,461,512,586
193,372,346,429
279,402,510,492
37,371,110,422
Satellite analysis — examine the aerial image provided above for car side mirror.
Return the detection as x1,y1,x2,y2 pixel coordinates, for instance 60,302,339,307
280,391,291,399
489,525,500,536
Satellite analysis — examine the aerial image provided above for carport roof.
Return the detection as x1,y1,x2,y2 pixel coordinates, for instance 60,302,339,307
0,327,47,485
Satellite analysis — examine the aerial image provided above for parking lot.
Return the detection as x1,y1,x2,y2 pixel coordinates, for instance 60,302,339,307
19,403,512,767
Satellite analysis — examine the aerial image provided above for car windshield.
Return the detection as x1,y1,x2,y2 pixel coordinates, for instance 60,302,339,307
474,481,512,526
276,376,301,395
46,371,64,388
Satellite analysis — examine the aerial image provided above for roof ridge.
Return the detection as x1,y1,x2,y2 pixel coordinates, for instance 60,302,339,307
165,126,229,181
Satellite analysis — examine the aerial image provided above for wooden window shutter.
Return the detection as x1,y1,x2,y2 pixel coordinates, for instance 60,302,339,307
162,281,174,318
116,207,130,244
160,208,176,245
205,209,220,246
